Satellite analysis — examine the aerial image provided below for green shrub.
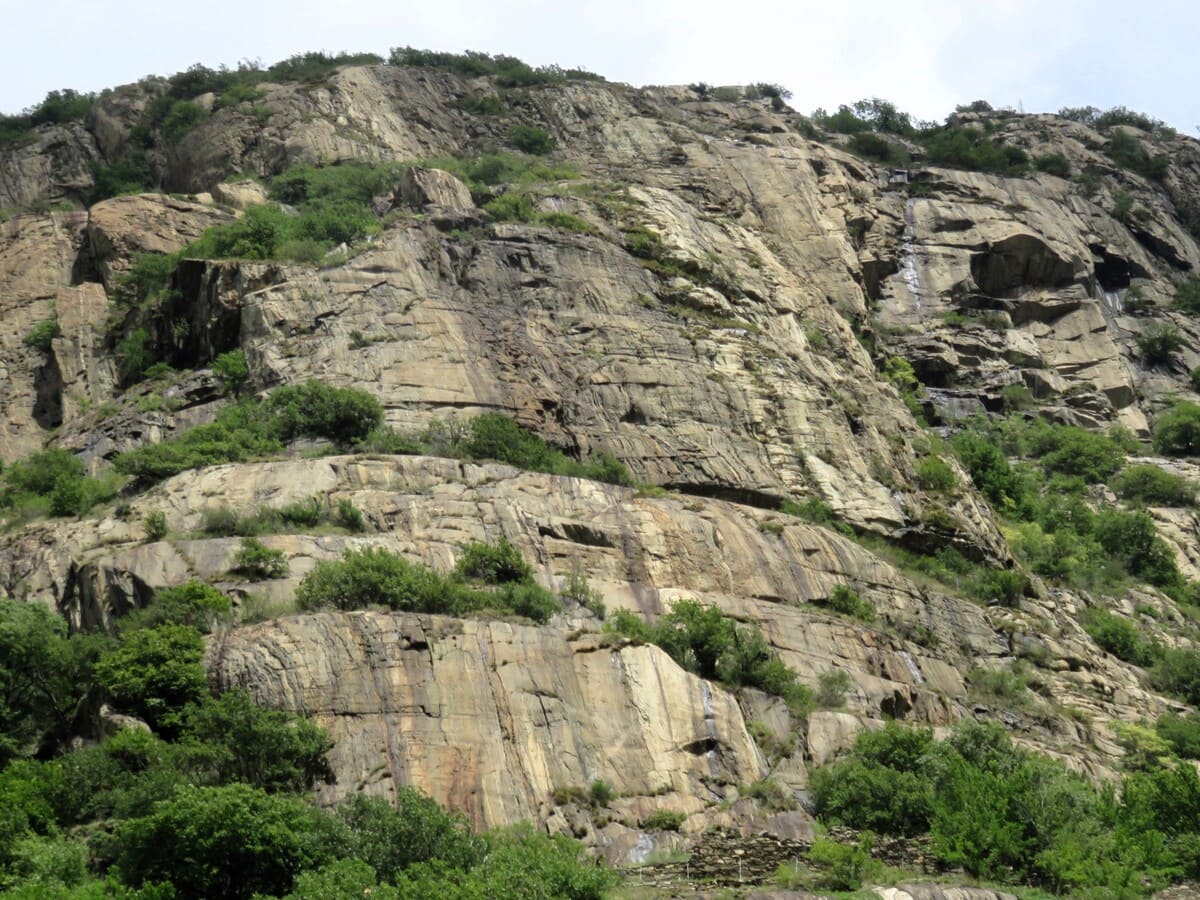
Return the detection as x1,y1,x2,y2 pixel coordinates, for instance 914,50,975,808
47,472,117,517
277,496,323,528
211,349,248,395
143,510,169,541
455,538,532,584
295,546,559,623
816,670,853,708
116,383,388,484
1150,648,1200,705
808,719,1200,891
588,779,615,807
1106,128,1168,181
1039,426,1125,483
847,132,909,165
607,600,811,712
1085,588,1159,654
825,584,875,622
1155,712,1200,759
810,722,935,835
94,625,208,736
266,381,383,447
425,152,577,191
389,47,603,86
22,318,59,353
782,496,855,536
1034,153,1072,177
116,783,333,899
559,569,605,619
969,568,1029,606
1111,464,1196,506
113,251,179,309
336,790,483,880
458,94,506,115
1153,402,1200,457
2,449,82,506
920,126,1029,176
115,328,159,385
483,190,537,223
1136,321,1186,364
160,100,207,142
807,836,881,891
450,413,632,485
916,456,957,491
0,601,105,763
505,125,555,155
121,580,231,634
744,777,797,811
493,581,561,622
641,809,686,831
334,498,365,532
1175,277,1200,314
1094,508,1181,586
231,538,289,580
179,690,333,793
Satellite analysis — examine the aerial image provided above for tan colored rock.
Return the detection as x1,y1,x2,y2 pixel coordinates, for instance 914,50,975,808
86,194,234,290
211,612,765,830
395,166,473,210
211,179,270,210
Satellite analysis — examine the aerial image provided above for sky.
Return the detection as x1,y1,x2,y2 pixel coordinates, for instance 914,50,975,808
2,0,1197,134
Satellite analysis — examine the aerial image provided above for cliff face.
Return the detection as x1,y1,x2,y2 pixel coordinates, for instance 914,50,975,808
3,62,1200,862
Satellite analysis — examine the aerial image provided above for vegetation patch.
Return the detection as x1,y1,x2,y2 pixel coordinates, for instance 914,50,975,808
296,541,560,623
810,719,1200,893
606,600,813,714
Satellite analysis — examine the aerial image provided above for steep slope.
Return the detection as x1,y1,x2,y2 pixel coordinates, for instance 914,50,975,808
3,56,1200,887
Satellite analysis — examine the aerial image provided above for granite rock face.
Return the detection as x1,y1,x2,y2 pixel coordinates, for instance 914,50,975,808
4,63,1200,864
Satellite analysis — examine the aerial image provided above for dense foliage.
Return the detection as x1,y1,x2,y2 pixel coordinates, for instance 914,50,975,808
296,541,561,623
113,381,380,483
951,415,1195,599
812,720,1200,894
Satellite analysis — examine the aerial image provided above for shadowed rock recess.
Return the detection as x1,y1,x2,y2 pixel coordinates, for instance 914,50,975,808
5,57,1200,895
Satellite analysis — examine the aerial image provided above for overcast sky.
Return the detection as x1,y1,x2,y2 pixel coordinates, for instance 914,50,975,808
3,0,1197,133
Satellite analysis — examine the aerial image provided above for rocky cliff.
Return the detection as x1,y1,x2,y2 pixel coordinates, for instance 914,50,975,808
3,57,1200,884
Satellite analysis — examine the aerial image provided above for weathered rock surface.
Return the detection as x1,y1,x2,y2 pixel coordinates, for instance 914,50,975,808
5,63,1200,873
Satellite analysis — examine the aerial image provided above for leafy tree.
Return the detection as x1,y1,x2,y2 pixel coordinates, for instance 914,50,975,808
115,784,334,899
0,601,105,761
505,125,555,155
94,625,209,736
179,690,333,792
336,791,484,879
455,538,533,585
211,349,249,395
810,722,935,835
266,380,383,447
1153,402,1200,457
1111,465,1196,506
127,581,231,633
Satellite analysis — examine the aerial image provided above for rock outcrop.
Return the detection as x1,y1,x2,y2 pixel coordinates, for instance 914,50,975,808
4,60,1200,875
